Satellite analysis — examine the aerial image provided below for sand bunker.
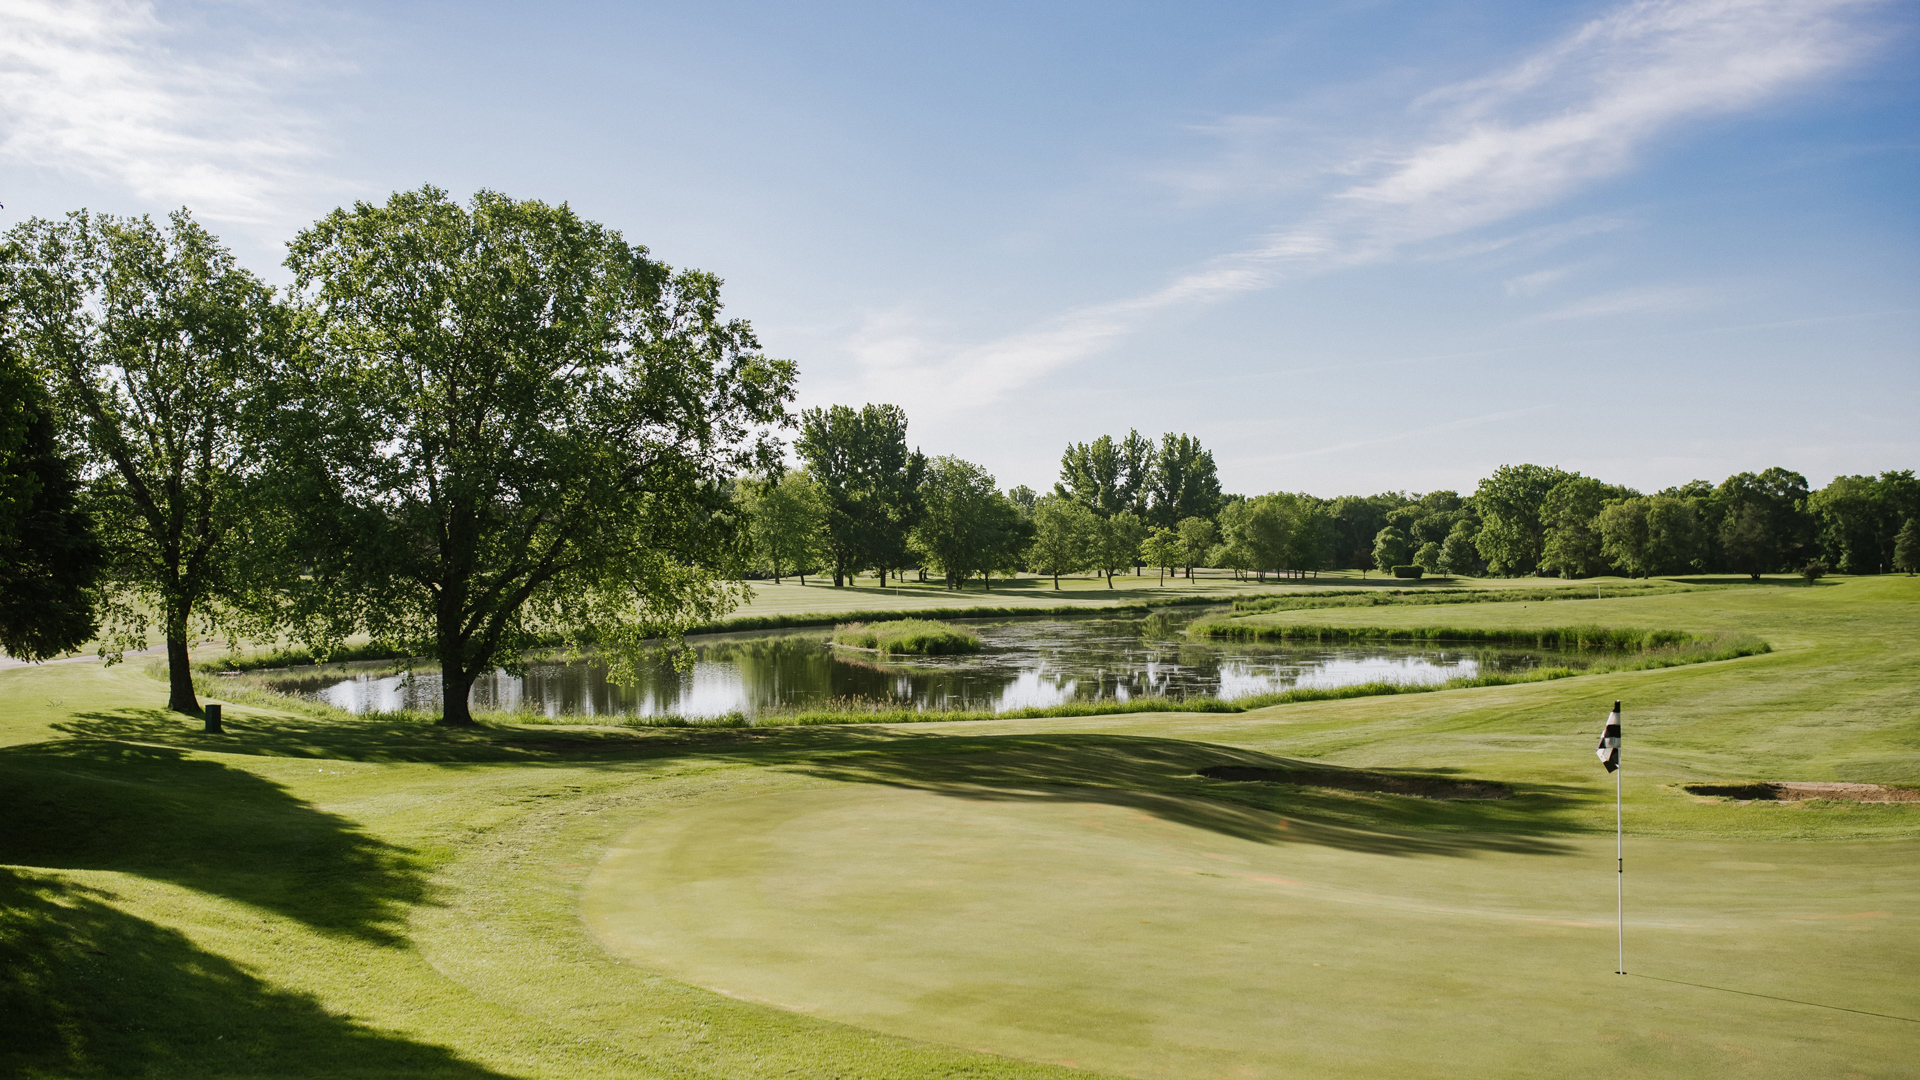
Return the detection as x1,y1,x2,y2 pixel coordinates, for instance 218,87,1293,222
1199,764,1512,800
1684,782,1920,803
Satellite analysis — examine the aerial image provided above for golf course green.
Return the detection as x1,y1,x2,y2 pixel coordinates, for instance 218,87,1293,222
3,575,1916,1078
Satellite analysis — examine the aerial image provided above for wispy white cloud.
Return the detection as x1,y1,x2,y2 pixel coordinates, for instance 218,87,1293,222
1530,284,1713,321
0,0,340,231
1505,265,1577,296
864,0,1877,401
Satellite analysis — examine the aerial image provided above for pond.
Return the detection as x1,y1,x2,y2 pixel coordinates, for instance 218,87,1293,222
270,609,1589,720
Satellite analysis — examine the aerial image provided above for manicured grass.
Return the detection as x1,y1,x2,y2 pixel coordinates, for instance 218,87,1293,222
2,574,1916,1078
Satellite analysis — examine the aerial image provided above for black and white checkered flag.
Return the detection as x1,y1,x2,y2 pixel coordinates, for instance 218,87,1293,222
1596,701,1621,773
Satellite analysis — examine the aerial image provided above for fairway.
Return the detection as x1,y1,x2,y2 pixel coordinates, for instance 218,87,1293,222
5,576,1918,1078
586,766,1919,1079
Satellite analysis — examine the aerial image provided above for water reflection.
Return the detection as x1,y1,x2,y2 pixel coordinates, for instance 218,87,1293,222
278,610,1580,719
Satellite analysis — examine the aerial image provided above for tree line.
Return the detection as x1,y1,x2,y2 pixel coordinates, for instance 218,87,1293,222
739,429,1920,588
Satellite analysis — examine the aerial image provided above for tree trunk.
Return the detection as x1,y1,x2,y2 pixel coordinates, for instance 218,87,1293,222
439,664,478,726
165,620,199,716
878,567,887,587
1106,571,1114,588
1052,572,1060,590
834,554,844,587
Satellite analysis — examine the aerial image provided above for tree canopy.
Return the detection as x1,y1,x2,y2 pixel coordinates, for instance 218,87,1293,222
4,209,277,710
0,307,103,660
796,403,925,587
277,187,793,725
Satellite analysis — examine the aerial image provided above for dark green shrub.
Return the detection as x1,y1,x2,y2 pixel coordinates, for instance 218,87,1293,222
1391,565,1423,579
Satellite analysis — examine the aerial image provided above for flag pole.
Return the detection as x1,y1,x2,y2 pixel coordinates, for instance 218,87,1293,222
1616,742,1624,975
1614,699,1624,975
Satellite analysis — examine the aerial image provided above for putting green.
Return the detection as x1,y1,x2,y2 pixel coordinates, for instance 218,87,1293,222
584,781,1919,1079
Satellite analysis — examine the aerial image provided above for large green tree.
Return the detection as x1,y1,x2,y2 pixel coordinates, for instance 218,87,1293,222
1372,526,1410,575
1057,430,1153,517
1090,511,1147,587
912,456,1021,590
795,403,925,587
1714,468,1811,579
1472,463,1572,576
1175,515,1218,579
1540,476,1636,578
0,314,104,660
1809,472,1919,575
1147,433,1222,527
278,187,793,726
1029,496,1096,588
740,470,825,583
4,210,277,711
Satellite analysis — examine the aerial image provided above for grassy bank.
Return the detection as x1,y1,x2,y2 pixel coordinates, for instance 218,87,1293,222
830,619,983,655
1189,619,1700,650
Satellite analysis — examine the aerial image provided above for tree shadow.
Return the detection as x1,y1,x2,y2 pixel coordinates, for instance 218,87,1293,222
50,705,751,765
783,733,1589,858
0,733,428,945
0,869,520,1079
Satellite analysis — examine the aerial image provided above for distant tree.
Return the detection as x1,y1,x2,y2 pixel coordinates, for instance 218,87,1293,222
1438,522,1479,577
5,209,279,712
1330,493,1410,570
0,322,104,660
1239,497,1295,581
914,456,1010,590
1643,494,1704,575
1289,500,1337,579
1372,526,1409,576
1894,518,1918,575
1030,496,1096,589
1472,464,1572,576
1414,541,1442,575
1148,434,1223,527
1809,471,1918,574
741,470,825,584
1141,526,1181,584
1541,476,1636,578
1091,511,1147,587
796,403,927,587
1714,468,1812,578
1176,516,1218,579
1596,499,1653,577
1057,430,1154,517
979,493,1032,590
1718,502,1774,581
277,187,793,726
1007,484,1038,514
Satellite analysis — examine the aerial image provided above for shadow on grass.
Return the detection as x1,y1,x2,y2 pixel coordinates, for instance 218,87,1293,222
0,869,519,1079
50,706,744,765
0,729,428,945
785,733,1588,858
45,707,1589,860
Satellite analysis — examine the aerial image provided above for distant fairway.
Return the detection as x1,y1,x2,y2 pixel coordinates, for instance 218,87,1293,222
4,575,1916,1078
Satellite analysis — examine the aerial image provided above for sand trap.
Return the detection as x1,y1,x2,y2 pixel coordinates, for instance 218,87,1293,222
1684,782,1920,803
1199,764,1512,800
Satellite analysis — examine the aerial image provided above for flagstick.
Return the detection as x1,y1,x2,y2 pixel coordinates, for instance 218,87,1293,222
1616,745,1624,975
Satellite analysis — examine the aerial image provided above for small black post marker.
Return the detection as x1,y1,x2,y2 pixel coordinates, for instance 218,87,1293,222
204,703,223,734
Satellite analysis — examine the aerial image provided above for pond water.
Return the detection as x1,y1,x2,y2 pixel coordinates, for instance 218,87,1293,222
271,610,1587,720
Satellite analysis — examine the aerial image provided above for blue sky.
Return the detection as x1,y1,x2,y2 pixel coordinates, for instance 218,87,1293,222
3,0,1915,497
